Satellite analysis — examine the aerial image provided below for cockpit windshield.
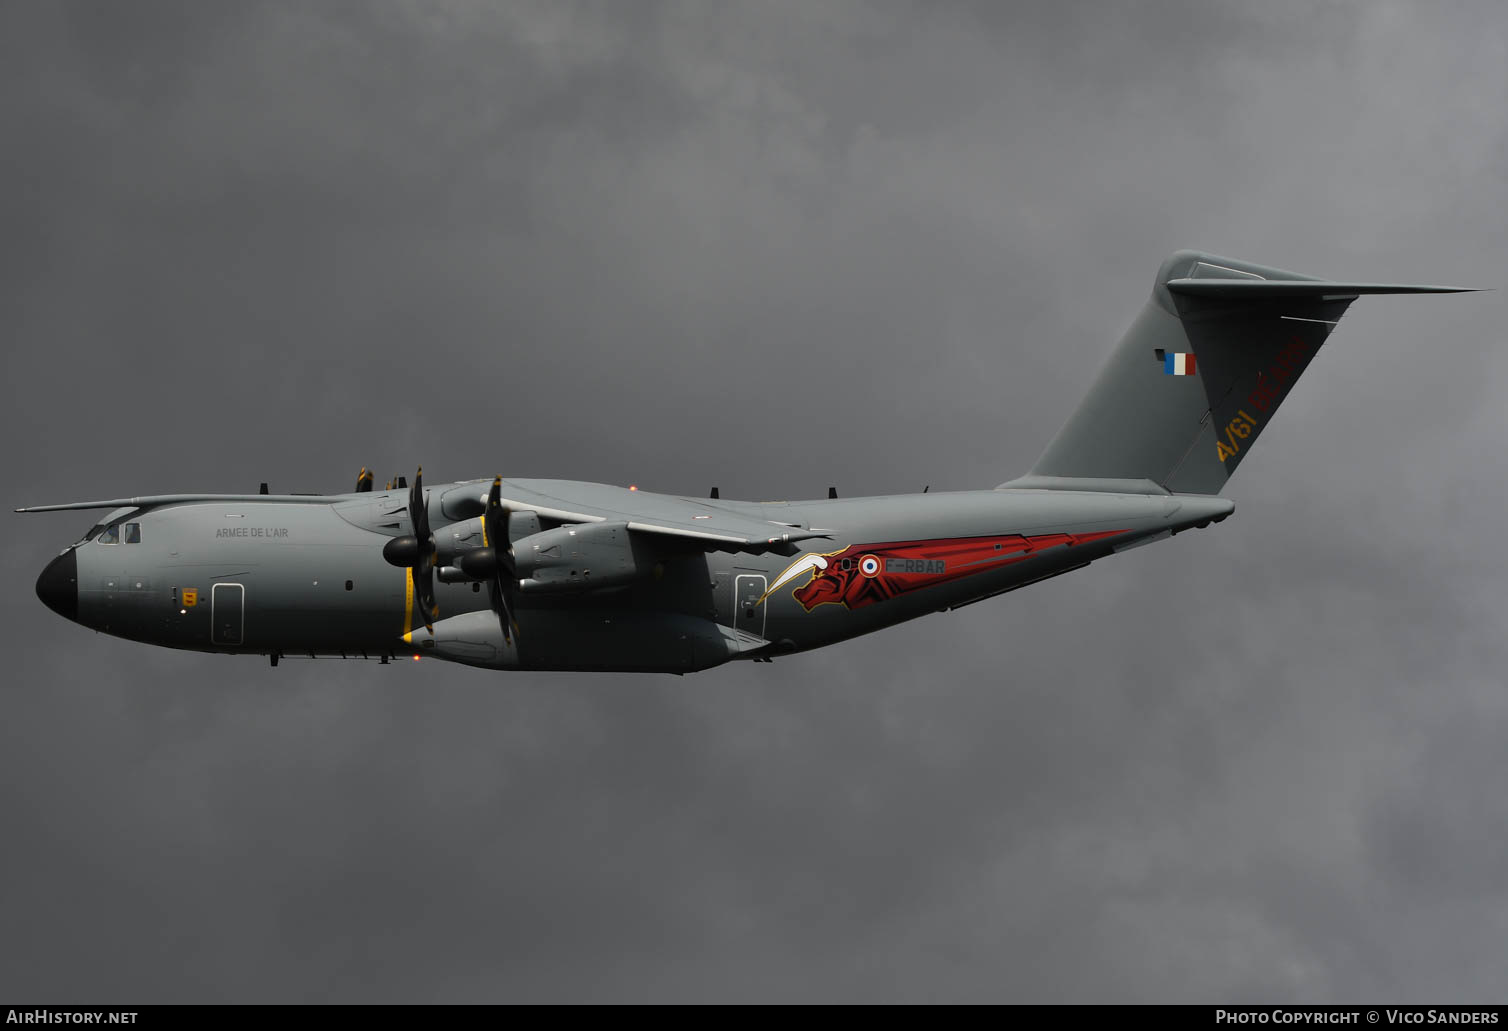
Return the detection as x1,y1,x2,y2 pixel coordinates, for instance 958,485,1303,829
97,524,119,545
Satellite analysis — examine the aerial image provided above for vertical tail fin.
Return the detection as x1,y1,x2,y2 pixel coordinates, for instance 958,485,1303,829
1003,250,1475,495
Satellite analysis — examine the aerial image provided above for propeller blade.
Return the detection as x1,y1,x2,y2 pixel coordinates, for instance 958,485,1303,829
482,478,501,559
499,586,518,645
355,468,374,493
483,476,517,577
483,475,518,644
409,467,431,544
408,467,437,630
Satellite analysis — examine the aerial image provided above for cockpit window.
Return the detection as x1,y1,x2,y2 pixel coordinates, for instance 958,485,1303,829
98,524,119,544
74,522,106,546
123,522,141,543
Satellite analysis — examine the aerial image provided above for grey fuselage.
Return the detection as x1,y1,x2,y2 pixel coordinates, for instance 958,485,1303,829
35,478,1232,673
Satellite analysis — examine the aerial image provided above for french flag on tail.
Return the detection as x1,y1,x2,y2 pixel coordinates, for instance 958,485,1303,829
1159,350,1196,376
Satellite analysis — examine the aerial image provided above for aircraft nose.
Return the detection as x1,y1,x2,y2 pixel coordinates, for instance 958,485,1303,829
36,547,78,622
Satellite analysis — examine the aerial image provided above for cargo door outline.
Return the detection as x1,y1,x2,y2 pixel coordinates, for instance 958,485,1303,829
734,574,766,639
212,583,244,646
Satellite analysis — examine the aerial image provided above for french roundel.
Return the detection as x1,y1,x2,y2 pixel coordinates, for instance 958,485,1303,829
858,554,881,578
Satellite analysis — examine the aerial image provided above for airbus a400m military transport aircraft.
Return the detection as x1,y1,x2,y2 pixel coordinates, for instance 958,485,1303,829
23,251,1475,673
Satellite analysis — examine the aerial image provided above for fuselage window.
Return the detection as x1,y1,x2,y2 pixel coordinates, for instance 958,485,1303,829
123,522,141,544
98,525,119,545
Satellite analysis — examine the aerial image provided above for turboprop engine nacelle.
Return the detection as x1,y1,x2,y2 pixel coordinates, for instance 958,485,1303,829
437,510,546,583
408,610,520,670
513,521,645,593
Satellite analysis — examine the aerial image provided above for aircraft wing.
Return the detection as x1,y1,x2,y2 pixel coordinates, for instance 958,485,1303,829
15,493,338,513
17,481,833,555
485,478,830,555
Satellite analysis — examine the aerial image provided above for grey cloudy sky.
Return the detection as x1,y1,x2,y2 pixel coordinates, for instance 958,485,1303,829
3,0,1505,1003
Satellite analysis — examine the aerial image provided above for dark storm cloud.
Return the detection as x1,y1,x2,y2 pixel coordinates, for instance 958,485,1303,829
3,0,1505,1002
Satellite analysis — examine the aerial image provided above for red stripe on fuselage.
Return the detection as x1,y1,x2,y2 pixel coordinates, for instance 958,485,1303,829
789,530,1128,611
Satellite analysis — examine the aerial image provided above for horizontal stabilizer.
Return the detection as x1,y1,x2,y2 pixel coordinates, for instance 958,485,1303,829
1168,279,1478,298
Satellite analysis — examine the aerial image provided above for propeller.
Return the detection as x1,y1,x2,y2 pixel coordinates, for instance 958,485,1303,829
457,476,518,645
381,467,439,632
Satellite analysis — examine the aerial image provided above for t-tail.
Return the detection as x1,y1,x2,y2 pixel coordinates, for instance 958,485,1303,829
1003,250,1476,496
